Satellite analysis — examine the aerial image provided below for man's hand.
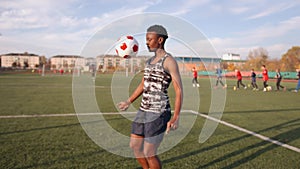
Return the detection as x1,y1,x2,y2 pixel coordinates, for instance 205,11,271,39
165,117,179,134
117,101,130,111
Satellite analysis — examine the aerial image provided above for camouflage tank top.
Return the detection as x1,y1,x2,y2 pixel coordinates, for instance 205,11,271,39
140,54,172,113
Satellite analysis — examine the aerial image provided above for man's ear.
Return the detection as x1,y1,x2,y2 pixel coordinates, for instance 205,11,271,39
158,37,164,44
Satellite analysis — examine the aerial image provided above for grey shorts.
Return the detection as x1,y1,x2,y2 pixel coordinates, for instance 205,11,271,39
131,109,171,144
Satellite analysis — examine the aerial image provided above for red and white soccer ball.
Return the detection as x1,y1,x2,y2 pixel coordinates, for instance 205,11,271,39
115,35,139,58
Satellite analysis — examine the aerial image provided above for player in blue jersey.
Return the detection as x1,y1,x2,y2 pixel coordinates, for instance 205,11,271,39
293,69,300,92
251,69,259,91
215,66,226,89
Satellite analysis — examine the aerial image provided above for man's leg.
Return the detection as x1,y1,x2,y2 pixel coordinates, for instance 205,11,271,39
296,80,300,91
192,78,196,87
263,81,268,88
241,80,246,87
195,78,200,87
130,134,149,169
278,79,285,89
220,80,224,86
143,141,161,169
251,81,255,88
276,80,280,90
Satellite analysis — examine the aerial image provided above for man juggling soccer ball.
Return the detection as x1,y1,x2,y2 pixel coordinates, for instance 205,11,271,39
118,25,183,169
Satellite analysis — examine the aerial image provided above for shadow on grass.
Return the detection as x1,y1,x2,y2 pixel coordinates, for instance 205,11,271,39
1,117,131,169
0,117,124,136
224,108,300,114
15,149,107,169
201,126,300,169
217,127,300,169
162,118,300,168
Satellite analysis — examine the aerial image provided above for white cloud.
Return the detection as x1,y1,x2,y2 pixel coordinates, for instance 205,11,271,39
246,2,297,20
229,6,250,14
0,0,153,57
0,0,76,30
0,8,48,29
209,15,300,58
242,16,300,41
168,0,211,16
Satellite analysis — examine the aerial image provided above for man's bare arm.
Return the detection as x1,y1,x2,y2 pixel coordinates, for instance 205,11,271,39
164,56,183,133
118,77,144,111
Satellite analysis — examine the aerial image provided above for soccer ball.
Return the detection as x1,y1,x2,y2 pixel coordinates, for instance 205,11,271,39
115,35,139,58
266,86,272,91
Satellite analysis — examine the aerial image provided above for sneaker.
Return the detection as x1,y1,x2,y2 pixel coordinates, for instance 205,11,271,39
263,88,267,92
197,84,200,87
193,84,195,87
292,90,298,93
252,88,256,91
244,86,247,89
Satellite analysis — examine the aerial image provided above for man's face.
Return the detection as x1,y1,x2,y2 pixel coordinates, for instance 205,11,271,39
146,32,160,52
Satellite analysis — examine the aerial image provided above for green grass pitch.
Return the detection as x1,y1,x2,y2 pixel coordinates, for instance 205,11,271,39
0,73,299,168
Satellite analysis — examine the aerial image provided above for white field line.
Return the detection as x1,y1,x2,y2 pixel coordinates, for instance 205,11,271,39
188,110,300,153
0,110,299,153
0,112,136,119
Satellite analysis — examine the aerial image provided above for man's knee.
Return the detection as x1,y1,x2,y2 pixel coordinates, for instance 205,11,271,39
143,147,157,158
146,155,157,161
130,137,144,152
130,141,140,151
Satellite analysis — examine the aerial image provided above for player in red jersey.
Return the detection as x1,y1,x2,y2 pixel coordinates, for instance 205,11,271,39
192,67,200,87
235,69,246,89
261,65,269,91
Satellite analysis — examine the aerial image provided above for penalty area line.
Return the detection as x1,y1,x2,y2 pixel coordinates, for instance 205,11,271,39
188,110,300,153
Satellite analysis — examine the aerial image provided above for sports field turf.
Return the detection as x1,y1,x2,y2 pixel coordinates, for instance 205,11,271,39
0,73,299,168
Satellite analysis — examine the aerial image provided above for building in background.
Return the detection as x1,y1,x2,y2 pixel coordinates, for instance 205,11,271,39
222,53,241,60
221,53,246,70
96,55,223,74
96,55,147,73
50,55,85,71
0,52,41,69
1,52,247,74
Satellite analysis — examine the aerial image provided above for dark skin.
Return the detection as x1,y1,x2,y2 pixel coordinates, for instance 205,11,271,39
118,32,183,169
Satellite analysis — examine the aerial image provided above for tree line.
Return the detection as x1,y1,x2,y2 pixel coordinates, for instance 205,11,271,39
222,46,300,72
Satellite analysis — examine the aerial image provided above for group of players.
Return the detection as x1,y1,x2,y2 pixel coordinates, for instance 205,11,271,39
192,65,300,92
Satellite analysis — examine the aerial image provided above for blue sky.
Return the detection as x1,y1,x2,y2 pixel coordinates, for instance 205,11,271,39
0,0,299,59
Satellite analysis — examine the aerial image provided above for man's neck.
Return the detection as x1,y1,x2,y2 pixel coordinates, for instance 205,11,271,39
155,48,166,58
